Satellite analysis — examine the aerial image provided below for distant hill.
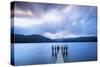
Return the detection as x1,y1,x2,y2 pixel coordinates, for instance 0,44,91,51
11,34,97,43
54,36,97,42
11,34,54,43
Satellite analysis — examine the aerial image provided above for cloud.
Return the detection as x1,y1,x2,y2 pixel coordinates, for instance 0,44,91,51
13,5,75,28
13,17,44,28
12,6,33,18
12,2,97,38
43,31,78,39
43,31,96,39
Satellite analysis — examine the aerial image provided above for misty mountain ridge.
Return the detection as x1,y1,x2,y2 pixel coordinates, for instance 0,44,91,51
11,34,97,43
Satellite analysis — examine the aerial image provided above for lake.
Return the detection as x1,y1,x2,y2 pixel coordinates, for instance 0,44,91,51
11,42,97,66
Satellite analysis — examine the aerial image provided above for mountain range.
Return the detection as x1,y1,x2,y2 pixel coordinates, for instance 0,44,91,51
11,34,97,43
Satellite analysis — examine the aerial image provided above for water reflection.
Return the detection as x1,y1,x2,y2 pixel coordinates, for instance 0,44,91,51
12,42,97,66
52,45,68,63
61,45,68,56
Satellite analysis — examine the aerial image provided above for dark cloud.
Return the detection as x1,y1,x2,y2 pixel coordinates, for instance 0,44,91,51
11,1,97,38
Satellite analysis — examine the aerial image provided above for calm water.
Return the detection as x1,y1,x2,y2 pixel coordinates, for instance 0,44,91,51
11,42,97,66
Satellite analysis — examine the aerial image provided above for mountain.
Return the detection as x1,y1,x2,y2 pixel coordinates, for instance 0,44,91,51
11,34,97,43
11,34,54,43
54,36,97,42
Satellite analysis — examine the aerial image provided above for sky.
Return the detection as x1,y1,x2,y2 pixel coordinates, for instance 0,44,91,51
11,1,97,39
